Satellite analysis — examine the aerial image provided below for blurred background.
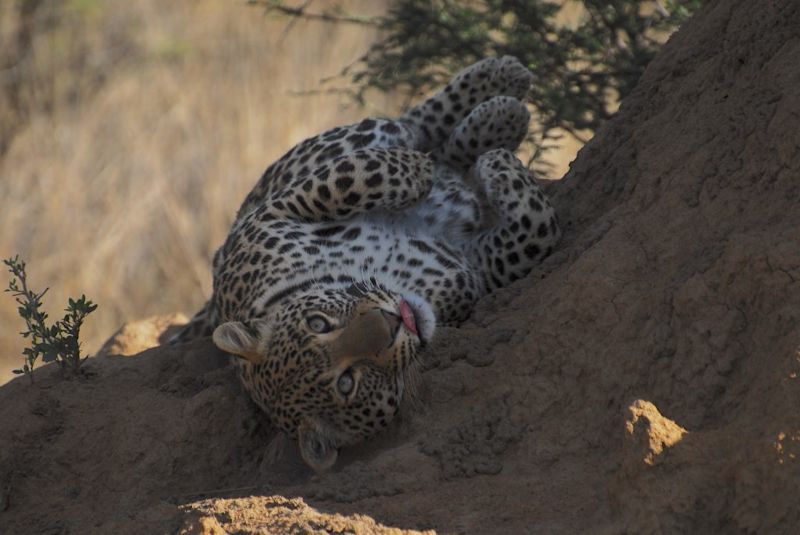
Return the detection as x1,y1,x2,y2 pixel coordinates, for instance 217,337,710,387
0,0,692,383
0,0,397,382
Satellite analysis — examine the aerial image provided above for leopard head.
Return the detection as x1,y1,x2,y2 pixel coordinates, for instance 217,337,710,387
212,282,436,471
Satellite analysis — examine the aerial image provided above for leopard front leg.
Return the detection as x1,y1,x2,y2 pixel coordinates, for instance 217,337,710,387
237,119,419,221
468,149,560,290
252,147,434,223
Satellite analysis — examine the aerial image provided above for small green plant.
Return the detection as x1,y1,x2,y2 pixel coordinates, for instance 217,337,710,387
4,255,97,382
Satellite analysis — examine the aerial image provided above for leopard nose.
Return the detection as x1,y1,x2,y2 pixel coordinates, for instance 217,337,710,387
380,309,401,337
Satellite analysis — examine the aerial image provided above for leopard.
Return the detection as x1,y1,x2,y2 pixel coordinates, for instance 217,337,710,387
171,56,561,471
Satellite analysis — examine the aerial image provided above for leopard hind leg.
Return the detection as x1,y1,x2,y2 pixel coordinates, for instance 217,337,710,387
399,56,533,152
433,95,530,172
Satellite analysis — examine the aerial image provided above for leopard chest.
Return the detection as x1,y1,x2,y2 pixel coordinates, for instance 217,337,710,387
215,218,486,323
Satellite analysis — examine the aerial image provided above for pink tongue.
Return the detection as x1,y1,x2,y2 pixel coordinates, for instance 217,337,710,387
399,300,418,335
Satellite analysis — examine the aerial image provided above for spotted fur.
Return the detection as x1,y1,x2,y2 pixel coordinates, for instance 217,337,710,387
172,56,561,470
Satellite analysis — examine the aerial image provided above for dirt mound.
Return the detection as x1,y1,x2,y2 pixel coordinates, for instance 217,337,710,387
180,496,433,535
1,0,799,532
96,313,189,357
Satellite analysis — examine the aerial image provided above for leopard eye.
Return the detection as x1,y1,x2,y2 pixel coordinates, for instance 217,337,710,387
307,315,333,333
337,370,354,395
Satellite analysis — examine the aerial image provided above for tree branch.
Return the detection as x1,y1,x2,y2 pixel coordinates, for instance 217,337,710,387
249,0,379,26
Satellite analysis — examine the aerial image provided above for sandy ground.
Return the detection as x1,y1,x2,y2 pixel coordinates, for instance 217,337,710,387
1,0,799,533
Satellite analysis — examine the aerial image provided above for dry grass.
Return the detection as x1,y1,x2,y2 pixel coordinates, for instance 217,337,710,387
0,0,580,383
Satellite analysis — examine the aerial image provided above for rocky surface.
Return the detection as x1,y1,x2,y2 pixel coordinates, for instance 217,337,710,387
1,0,799,533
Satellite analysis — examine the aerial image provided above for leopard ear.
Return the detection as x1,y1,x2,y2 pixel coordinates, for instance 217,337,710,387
212,321,268,364
298,422,338,472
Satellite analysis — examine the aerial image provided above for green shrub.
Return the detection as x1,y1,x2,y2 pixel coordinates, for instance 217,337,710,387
4,255,97,382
